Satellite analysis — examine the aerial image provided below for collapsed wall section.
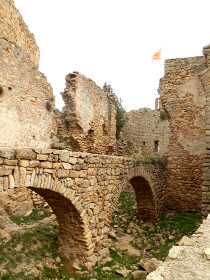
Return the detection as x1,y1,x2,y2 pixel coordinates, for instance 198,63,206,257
159,56,206,212
0,0,40,67
119,108,171,156
57,72,116,154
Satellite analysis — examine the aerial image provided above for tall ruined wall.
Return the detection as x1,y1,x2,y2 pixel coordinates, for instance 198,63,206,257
58,72,116,154
199,45,210,216
120,108,171,156
159,56,206,212
0,1,55,149
0,0,40,67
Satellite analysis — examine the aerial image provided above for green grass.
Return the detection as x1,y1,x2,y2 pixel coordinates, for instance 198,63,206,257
10,207,51,225
0,192,202,279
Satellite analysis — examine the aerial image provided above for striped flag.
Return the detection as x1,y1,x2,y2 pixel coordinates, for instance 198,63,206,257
152,49,161,61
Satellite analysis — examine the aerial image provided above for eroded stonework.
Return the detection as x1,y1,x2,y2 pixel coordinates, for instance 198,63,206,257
0,148,166,269
0,1,55,149
159,56,206,213
119,108,171,156
57,72,116,154
0,0,40,66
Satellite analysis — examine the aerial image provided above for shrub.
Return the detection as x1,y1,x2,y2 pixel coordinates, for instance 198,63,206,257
103,82,127,139
160,110,167,120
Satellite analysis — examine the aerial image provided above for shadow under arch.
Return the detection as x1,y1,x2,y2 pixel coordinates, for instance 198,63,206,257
130,176,158,221
30,187,91,271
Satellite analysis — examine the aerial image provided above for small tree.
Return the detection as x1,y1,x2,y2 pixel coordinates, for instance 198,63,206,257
103,82,127,139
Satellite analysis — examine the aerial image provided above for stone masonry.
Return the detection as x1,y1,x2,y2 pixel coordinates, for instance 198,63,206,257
120,108,171,156
159,56,206,213
0,0,40,67
198,45,210,216
0,148,166,270
0,0,55,149
57,72,116,154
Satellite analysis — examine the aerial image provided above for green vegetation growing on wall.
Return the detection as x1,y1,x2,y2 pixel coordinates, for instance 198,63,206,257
160,110,167,120
103,82,127,139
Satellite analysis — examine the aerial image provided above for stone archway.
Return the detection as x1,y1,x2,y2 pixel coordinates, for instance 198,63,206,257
29,185,92,271
130,176,158,220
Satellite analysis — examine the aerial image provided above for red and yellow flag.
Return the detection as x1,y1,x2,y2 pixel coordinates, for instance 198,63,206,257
152,49,161,60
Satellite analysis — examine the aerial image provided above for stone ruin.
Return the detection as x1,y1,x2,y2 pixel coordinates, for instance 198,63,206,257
0,0,210,275
119,103,171,156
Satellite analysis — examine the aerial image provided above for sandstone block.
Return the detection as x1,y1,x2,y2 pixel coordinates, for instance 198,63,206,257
9,175,15,189
60,151,70,162
75,178,84,185
62,163,72,170
37,154,48,161
0,166,14,176
16,149,36,160
40,161,53,169
18,160,29,167
69,170,79,178
69,157,77,164
57,169,69,178
53,163,61,169
29,161,40,167
0,149,15,159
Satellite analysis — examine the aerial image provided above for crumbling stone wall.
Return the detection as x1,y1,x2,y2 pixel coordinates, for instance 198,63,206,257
0,148,166,269
0,0,40,67
119,108,171,156
0,0,56,212
198,45,210,216
57,72,116,154
0,0,55,150
0,38,55,149
159,56,206,213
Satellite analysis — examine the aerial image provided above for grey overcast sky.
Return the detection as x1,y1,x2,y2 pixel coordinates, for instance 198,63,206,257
15,0,210,111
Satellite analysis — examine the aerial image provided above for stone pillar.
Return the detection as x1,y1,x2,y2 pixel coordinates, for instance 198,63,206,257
199,45,210,216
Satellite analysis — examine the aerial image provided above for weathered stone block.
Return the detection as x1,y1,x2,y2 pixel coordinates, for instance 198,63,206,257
57,169,69,178
60,151,70,162
37,154,48,161
0,149,15,159
69,157,78,164
16,149,36,160
18,160,29,167
40,161,53,169
0,166,14,176
29,161,40,167
62,163,72,170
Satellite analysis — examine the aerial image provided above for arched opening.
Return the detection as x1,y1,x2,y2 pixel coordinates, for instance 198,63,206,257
130,176,158,221
30,187,91,271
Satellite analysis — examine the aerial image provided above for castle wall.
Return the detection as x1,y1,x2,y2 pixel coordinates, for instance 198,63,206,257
120,108,171,156
198,45,210,216
0,0,40,67
58,72,116,154
0,0,56,150
0,38,55,149
159,56,206,212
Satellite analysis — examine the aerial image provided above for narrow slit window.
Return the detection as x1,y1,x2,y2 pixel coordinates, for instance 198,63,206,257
143,141,146,146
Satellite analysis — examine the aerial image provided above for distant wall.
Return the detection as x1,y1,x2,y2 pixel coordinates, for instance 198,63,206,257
159,56,206,212
58,72,116,154
0,0,40,66
120,108,171,156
